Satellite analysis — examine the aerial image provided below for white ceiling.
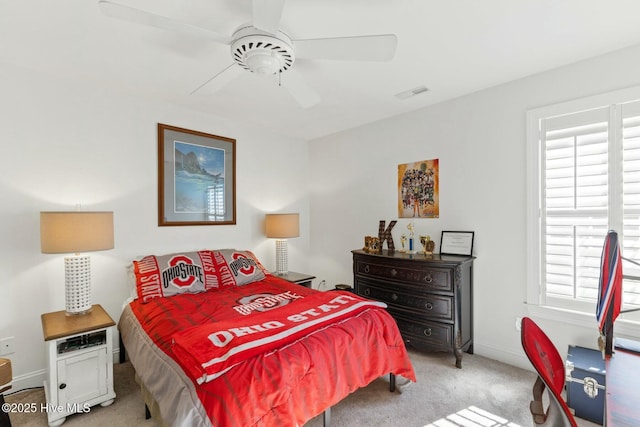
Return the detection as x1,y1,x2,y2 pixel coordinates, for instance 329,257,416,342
3,0,640,141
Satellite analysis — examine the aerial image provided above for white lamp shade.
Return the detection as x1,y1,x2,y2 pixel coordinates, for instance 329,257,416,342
40,211,114,254
265,213,299,239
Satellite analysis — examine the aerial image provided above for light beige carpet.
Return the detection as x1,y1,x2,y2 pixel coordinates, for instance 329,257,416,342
5,350,599,426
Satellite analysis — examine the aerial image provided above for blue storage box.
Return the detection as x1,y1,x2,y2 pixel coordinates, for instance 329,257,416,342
565,345,606,425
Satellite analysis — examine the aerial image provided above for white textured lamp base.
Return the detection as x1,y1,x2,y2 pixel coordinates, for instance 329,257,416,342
275,239,289,275
64,255,93,315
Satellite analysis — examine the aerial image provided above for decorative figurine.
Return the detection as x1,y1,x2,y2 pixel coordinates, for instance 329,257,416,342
363,235,380,253
400,234,407,252
369,237,380,253
420,235,435,255
363,236,371,252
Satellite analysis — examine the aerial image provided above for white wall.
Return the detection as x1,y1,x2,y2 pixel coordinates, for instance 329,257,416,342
308,43,640,370
5,42,640,389
0,62,311,388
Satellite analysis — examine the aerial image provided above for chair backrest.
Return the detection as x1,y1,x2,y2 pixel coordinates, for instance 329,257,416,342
521,317,577,427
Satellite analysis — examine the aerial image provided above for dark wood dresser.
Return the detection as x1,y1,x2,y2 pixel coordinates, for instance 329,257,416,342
352,249,474,368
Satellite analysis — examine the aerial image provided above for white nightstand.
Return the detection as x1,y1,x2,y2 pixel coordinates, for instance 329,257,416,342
40,305,116,426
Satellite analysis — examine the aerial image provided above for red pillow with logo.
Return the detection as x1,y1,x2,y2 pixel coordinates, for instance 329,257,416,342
133,250,220,303
212,249,268,287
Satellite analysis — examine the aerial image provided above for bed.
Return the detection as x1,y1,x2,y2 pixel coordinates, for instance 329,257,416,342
118,249,416,426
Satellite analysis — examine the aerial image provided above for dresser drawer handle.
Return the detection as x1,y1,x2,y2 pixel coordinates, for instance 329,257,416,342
391,293,398,301
423,274,433,284
363,288,371,296
390,269,397,276
423,328,432,337
425,302,433,310
364,265,370,274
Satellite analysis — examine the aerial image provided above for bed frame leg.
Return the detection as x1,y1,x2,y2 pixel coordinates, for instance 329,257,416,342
145,404,151,420
389,373,396,392
119,333,126,364
323,407,331,427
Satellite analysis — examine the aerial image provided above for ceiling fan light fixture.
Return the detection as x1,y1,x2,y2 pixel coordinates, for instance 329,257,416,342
246,51,283,75
230,29,295,75
98,1,399,108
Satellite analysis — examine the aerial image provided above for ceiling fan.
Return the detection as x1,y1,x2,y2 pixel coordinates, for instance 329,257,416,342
98,0,398,108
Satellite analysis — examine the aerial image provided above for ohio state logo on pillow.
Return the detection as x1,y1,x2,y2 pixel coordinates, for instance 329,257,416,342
163,255,203,288
213,249,267,287
133,250,219,303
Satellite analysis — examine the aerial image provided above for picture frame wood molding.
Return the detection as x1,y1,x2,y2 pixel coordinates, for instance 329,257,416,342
158,123,236,226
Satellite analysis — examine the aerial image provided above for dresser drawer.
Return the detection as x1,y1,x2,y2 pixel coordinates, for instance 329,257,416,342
391,311,453,350
354,258,453,293
352,250,474,368
356,280,453,321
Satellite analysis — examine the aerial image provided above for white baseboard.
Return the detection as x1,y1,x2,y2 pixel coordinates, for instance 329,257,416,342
473,343,534,373
10,369,45,392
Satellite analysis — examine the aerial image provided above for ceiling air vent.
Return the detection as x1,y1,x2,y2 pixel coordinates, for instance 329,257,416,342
395,85,429,100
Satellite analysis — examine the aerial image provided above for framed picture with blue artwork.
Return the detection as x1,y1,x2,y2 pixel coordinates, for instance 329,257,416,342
158,123,236,226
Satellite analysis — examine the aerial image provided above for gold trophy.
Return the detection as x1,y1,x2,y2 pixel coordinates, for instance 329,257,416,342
420,235,435,255
399,234,407,252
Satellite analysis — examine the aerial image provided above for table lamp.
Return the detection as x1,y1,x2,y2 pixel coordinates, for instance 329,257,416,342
265,213,299,275
40,211,114,315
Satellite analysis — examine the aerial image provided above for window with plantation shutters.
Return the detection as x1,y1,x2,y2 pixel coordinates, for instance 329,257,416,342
621,101,640,310
527,88,640,320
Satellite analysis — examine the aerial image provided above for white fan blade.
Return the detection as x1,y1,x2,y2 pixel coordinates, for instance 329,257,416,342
190,64,244,95
252,0,285,35
294,34,397,62
281,69,320,108
98,0,231,45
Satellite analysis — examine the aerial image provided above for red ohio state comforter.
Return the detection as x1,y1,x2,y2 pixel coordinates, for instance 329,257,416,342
119,275,416,427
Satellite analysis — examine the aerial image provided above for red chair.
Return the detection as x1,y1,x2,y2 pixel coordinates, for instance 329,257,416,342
520,317,577,427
